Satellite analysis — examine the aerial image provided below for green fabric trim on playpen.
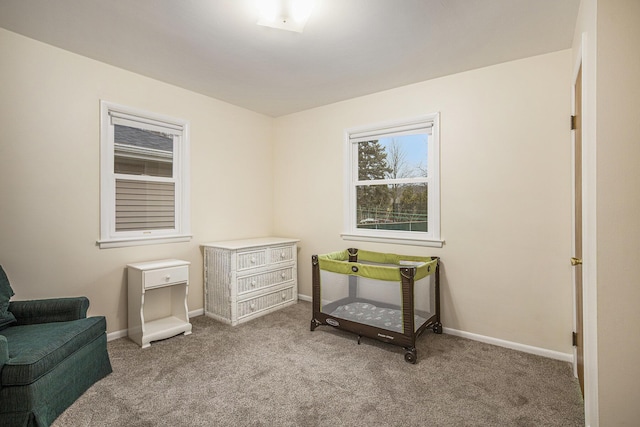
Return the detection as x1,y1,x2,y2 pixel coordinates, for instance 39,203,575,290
317,249,437,282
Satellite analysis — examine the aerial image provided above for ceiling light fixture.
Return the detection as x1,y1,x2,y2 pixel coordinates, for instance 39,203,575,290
256,0,315,33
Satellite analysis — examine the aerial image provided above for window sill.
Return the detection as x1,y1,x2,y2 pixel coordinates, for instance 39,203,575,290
97,234,192,249
340,232,444,248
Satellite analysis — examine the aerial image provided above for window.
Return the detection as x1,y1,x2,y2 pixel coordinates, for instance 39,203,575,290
99,101,191,248
342,114,442,247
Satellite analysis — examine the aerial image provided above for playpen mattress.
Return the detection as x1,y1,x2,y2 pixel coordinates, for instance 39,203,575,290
330,302,427,333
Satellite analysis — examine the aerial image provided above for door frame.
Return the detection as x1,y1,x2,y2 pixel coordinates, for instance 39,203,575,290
571,63,584,393
573,33,599,426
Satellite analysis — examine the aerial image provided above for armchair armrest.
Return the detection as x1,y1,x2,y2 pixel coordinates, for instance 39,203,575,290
8,297,89,325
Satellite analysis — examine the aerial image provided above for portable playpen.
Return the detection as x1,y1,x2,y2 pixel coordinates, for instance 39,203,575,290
310,248,441,363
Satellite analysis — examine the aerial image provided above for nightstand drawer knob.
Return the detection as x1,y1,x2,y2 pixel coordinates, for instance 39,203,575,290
281,293,286,299
250,303,256,310
281,273,286,279
251,258,256,263
251,280,257,287
280,252,285,258
165,275,171,281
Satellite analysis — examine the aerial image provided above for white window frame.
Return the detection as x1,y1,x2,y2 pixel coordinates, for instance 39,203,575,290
342,113,443,247
98,101,191,249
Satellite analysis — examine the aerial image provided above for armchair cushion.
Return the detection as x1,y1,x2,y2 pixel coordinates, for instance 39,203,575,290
0,265,17,331
0,316,107,387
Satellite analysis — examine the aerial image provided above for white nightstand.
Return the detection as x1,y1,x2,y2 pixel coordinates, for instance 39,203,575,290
127,259,192,348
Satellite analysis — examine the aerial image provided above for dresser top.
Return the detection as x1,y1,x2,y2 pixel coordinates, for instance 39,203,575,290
201,237,299,250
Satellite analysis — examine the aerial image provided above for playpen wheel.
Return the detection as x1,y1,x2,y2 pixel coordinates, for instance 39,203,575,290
310,319,319,331
404,349,417,364
433,322,443,334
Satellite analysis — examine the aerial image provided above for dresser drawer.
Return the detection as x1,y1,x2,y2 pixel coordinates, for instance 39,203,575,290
268,245,295,264
236,249,268,271
237,286,295,319
237,267,294,294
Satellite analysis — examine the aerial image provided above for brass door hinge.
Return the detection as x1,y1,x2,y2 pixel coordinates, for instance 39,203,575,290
572,331,578,346
571,115,577,130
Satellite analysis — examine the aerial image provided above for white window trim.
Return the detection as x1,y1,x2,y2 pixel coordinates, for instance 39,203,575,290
98,101,191,249
341,113,443,248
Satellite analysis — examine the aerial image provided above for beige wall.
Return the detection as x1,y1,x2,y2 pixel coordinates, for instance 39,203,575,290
273,50,574,354
0,29,274,333
595,0,640,424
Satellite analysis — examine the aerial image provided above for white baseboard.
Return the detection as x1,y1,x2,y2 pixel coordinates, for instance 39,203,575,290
298,293,572,363
107,307,205,342
190,308,204,317
442,327,573,362
107,329,127,342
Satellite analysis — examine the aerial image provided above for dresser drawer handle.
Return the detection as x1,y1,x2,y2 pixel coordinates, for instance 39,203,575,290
251,280,257,287
280,252,286,258
251,257,256,263
281,293,286,300
281,273,286,279
165,275,171,282
250,303,256,310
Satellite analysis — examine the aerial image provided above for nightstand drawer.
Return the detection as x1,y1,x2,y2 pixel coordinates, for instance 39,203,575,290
144,266,189,289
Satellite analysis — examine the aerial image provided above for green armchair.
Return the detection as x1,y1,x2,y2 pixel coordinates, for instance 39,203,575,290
0,267,112,426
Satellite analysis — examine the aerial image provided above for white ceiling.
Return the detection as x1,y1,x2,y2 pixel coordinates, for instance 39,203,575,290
0,0,580,117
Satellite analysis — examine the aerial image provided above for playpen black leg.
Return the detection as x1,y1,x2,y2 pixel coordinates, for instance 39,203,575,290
310,319,321,331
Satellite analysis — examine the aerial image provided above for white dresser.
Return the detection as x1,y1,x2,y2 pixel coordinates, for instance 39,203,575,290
203,237,299,326
127,259,192,348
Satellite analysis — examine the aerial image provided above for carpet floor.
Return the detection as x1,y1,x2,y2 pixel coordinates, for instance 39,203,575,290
54,301,584,426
